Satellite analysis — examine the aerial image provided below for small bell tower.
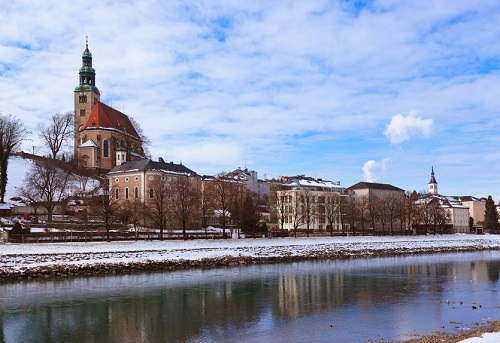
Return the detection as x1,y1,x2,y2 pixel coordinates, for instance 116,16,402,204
428,166,438,195
74,37,101,161
115,146,127,166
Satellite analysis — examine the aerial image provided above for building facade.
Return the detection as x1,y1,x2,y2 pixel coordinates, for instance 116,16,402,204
273,176,346,233
74,40,145,169
108,158,199,228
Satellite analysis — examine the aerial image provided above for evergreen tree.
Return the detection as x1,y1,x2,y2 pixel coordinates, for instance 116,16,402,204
0,114,29,202
483,195,499,232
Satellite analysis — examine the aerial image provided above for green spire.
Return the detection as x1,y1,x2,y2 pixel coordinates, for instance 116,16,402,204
75,36,100,94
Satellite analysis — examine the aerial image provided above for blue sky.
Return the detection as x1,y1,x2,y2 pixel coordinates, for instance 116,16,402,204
1,0,500,198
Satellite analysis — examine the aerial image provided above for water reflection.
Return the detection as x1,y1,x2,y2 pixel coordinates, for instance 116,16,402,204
0,252,498,343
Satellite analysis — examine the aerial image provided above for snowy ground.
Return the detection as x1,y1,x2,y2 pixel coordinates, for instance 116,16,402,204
1,234,499,272
460,332,499,343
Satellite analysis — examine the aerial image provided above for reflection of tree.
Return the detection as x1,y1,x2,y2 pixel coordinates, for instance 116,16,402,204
486,261,500,282
3,257,495,342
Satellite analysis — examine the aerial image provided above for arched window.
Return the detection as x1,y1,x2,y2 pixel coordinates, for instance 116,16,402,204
115,188,119,200
103,139,109,158
149,188,154,198
125,188,129,200
134,187,139,199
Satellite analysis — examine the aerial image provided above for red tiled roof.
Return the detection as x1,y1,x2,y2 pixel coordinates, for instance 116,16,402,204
83,101,140,139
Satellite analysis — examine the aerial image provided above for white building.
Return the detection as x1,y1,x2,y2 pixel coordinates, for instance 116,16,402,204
273,176,346,234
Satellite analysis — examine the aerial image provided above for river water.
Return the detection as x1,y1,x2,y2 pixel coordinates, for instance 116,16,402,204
0,251,499,343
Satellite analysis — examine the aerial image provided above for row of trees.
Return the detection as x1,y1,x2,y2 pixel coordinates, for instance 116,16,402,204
62,173,264,241
272,190,454,237
131,174,262,240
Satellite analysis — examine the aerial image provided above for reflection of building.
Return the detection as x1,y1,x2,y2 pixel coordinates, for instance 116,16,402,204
74,40,145,169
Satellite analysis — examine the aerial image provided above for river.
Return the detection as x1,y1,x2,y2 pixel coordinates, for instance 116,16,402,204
0,251,499,342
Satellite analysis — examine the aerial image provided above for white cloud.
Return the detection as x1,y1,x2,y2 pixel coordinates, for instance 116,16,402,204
362,159,389,183
384,112,433,144
170,141,243,171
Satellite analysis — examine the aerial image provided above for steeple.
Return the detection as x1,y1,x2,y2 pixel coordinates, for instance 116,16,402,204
428,166,438,195
75,36,100,94
74,37,101,162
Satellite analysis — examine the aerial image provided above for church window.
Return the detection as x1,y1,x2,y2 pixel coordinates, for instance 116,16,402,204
125,188,129,200
115,189,119,200
79,95,87,103
125,177,129,182
149,188,154,198
134,187,138,199
80,109,86,116
103,140,109,158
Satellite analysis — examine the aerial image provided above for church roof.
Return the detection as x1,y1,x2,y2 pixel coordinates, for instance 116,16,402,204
79,139,97,148
82,101,140,139
109,159,198,177
428,166,438,184
348,182,404,192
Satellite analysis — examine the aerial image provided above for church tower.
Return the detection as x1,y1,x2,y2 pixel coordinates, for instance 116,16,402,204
74,37,100,160
428,166,438,195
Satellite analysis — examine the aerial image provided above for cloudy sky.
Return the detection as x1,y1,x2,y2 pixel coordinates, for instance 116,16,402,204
1,0,500,197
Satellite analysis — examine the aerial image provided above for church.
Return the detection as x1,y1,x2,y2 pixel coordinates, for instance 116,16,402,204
73,40,146,170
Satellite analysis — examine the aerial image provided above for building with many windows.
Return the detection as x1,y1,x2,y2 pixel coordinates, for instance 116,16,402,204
273,176,346,234
108,158,199,228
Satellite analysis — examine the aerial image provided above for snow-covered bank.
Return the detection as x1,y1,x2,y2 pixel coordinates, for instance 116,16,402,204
1,234,499,280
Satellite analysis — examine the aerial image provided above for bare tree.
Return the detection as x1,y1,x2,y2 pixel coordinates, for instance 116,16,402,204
299,191,316,237
93,180,122,241
0,114,29,202
146,175,171,240
288,193,302,238
384,193,403,235
367,192,380,235
124,198,144,240
129,116,151,158
357,195,369,235
208,174,240,238
274,190,288,235
404,191,420,234
17,183,43,216
379,195,389,235
170,176,200,239
232,191,260,238
200,181,213,233
342,195,358,236
39,112,73,159
324,193,342,237
20,161,72,222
